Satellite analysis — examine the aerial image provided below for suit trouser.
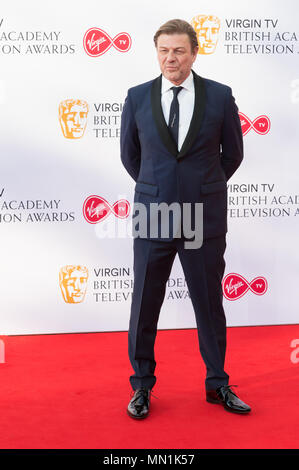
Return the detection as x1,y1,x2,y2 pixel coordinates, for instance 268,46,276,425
128,235,229,391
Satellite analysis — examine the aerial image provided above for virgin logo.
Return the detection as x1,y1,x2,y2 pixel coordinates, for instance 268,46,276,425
239,112,271,136
222,273,268,301
83,28,132,57
83,195,130,224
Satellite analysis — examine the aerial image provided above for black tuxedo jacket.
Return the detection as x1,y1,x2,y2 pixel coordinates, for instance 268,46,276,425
120,70,243,240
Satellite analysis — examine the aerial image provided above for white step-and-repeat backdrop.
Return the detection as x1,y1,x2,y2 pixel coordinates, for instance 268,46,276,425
0,0,298,334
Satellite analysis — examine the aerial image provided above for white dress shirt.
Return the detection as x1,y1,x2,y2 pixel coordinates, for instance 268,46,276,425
161,72,195,151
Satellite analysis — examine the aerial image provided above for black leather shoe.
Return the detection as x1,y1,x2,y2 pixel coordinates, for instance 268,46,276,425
127,387,151,419
206,385,251,414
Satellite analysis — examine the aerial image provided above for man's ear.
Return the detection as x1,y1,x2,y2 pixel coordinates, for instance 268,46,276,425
192,47,199,60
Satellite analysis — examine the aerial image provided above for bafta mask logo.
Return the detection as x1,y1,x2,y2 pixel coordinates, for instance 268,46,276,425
59,265,89,303
59,99,89,139
191,15,220,54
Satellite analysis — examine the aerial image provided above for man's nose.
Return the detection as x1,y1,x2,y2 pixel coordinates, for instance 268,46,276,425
166,51,176,62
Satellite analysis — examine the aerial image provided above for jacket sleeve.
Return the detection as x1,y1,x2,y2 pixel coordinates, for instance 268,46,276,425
220,87,244,181
120,90,141,182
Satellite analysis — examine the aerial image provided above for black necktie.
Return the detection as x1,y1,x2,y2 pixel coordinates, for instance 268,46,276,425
168,86,183,148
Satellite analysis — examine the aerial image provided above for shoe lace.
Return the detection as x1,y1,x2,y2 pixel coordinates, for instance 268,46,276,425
130,388,158,402
220,384,238,397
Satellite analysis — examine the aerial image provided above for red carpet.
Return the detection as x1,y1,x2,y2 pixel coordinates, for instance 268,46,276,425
0,325,298,449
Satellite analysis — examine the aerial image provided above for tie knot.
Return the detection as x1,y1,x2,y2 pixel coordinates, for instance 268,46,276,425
171,86,183,98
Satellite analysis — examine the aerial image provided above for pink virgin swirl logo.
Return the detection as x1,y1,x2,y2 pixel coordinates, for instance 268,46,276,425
83,195,130,224
222,273,268,301
239,112,271,136
83,28,132,57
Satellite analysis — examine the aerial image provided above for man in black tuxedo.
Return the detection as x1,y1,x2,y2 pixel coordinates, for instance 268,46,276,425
120,19,251,418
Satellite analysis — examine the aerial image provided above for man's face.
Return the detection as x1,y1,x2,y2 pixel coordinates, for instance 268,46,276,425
156,33,198,86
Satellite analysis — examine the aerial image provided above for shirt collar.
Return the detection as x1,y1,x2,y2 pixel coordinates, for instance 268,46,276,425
161,71,194,94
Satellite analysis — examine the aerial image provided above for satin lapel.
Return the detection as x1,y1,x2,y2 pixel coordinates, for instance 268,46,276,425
177,70,206,160
151,74,178,158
